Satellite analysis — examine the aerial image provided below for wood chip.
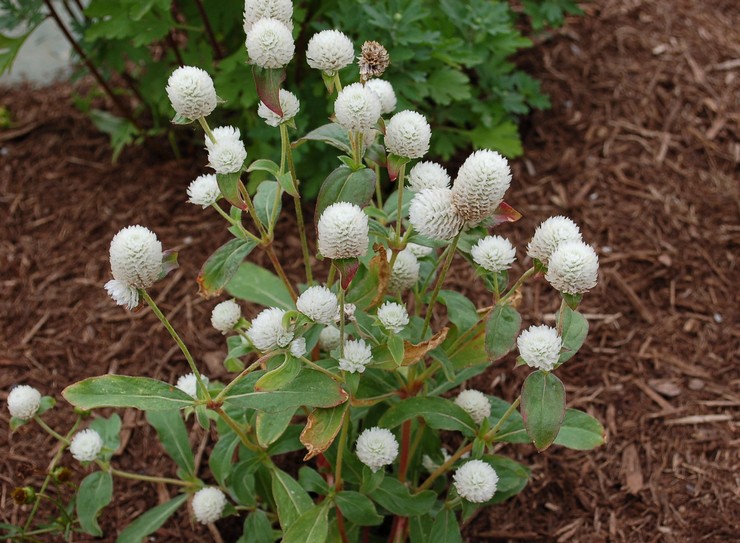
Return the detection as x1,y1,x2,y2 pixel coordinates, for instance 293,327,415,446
665,414,733,426
622,444,644,494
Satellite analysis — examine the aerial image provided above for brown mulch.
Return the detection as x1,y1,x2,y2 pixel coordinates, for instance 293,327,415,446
2,0,738,541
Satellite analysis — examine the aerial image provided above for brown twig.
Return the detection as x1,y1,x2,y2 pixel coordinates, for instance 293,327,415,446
193,0,224,59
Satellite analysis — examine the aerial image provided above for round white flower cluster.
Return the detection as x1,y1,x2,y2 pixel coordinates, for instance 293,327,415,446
306,30,354,75
384,110,431,160
243,0,293,32
206,126,247,174
377,301,409,333
211,299,242,334
192,487,227,525
104,225,163,310
246,18,295,69
453,460,499,503
407,161,450,191
319,325,341,352
356,427,399,472
338,339,373,374
527,216,582,264
317,202,369,259
187,174,220,208
406,242,433,258
7,385,41,420
176,373,209,399
257,89,300,127
69,429,104,463
365,79,397,115
546,240,599,294
334,83,382,132
517,324,562,371
409,187,464,241
166,66,217,120
247,307,294,351
454,389,491,425
471,235,516,273
289,337,307,358
451,150,511,225
387,249,420,291
297,285,338,325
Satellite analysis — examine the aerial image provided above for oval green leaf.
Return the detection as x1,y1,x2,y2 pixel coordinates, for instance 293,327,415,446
369,478,435,517
297,122,352,154
557,307,589,364
63,376,194,411
145,410,195,477
115,494,187,543
227,262,295,309
271,468,312,530
520,370,566,451
335,491,383,526
315,165,375,226
77,471,113,536
485,304,521,360
378,397,477,435
553,408,605,450
197,238,258,297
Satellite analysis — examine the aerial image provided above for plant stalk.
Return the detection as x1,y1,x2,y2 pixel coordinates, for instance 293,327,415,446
421,232,461,337
193,0,224,59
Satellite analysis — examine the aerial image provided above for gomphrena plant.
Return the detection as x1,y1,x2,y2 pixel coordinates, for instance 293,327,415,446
6,2,605,541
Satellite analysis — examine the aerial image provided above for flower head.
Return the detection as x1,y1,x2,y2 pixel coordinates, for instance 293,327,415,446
206,126,242,150
545,241,599,294
297,285,338,325
319,325,341,352
454,389,491,425
192,487,227,525
243,0,293,32
334,83,382,132
69,429,104,463
406,242,433,258
306,30,354,75
358,41,390,80
247,307,294,351
104,280,139,310
356,427,398,472
7,385,41,420
338,339,373,373
206,126,247,174
387,249,420,291
451,150,511,225
365,79,397,115
527,216,582,264
317,202,369,259
105,226,163,309
176,373,209,399
211,300,242,334
377,301,410,333
289,337,307,358
471,236,516,273
166,66,217,120
453,460,499,503
407,161,450,191
517,324,562,371
258,88,300,127
385,110,431,160
187,174,220,208
246,18,294,69
409,187,464,241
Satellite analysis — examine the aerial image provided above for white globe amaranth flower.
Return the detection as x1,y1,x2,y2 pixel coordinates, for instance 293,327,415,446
7,385,41,420
377,301,410,334
451,150,512,225
334,82,382,132
289,337,307,358
406,242,433,258
453,460,499,503
243,0,293,32
527,216,582,264
211,300,242,334
319,325,341,352
317,202,369,259
356,427,399,472
69,429,104,463
247,307,294,351
387,249,420,291
365,79,397,115
258,88,300,127
105,226,163,308
384,110,431,160
333,302,357,323
306,29,354,75
363,128,378,147
206,126,247,175
176,373,209,399
517,324,563,372
297,285,338,325
246,18,295,69
454,389,491,425
407,161,451,191
471,235,516,273
338,339,373,374
409,187,464,241
166,66,217,120
104,280,139,310
187,174,220,208
192,487,227,525
545,240,599,294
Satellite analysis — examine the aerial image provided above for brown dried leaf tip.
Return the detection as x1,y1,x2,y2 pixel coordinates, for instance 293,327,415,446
359,41,390,81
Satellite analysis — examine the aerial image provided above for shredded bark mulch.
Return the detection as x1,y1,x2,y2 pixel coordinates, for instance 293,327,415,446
1,0,737,541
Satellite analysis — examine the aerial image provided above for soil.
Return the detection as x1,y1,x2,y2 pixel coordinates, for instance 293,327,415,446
1,0,738,541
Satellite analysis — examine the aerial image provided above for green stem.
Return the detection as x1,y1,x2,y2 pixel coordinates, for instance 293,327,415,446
421,232,461,337
375,164,383,209
394,165,406,244
265,244,298,302
215,355,271,402
556,298,567,335
485,396,521,438
213,407,261,453
338,279,346,357
198,116,216,144
327,264,336,287
334,73,343,93
108,466,195,487
34,417,69,444
418,244,451,302
301,357,343,382
282,123,313,284
499,267,536,304
211,203,261,243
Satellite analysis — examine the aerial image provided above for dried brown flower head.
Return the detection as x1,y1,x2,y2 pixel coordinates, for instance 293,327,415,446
12,486,36,505
359,41,390,81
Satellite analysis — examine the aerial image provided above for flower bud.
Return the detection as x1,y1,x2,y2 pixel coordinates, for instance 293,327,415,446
526,216,582,265
338,339,373,374
206,126,247,174
545,240,599,294
187,174,220,208
377,301,409,334
319,325,341,352
334,83,382,132
454,389,491,425
247,307,294,351
407,161,450,191
451,150,511,225
297,285,339,325
176,373,208,399
211,300,242,334
471,235,516,273
365,79,397,115
387,249,420,291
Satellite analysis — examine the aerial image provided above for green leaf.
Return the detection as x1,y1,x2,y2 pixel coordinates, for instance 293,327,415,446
300,403,347,460
63,376,194,411
437,290,480,331
254,355,301,392
469,121,523,157
335,491,383,526
553,409,605,450
252,66,286,117
485,304,521,360
77,471,113,536
227,262,295,309
115,495,187,543
256,407,295,447
388,334,404,366
231,462,257,507
283,503,329,543
315,166,375,227
197,238,258,297
379,397,477,435
271,468,312,530
217,171,247,211
488,396,528,443
409,515,433,543
89,414,122,462
89,110,139,163
557,307,588,364
0,29,36,76
520,370,566,451
297,123,352,154
369,478,436,516
276,170,299,198
247,158,281,177
145,410,195,477
209,431,240,486
253,180,282,232
298,467,330,495
428,67,471,106
239,510,274,543
484,455,530,503
429,509,462,543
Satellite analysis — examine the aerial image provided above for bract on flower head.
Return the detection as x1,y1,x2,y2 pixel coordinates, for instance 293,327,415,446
246,18,295,69
243,0,293,33
356,427,399,472
247,307,294,351
166,66,217,120
334,83,382,132
451,149,511,225
384,110,431,160
306,29,355,75
409,187,464,241
258,89,300,127
317,202,369,259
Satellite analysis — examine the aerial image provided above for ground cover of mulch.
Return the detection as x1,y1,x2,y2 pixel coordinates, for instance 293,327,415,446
1,0,738,541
